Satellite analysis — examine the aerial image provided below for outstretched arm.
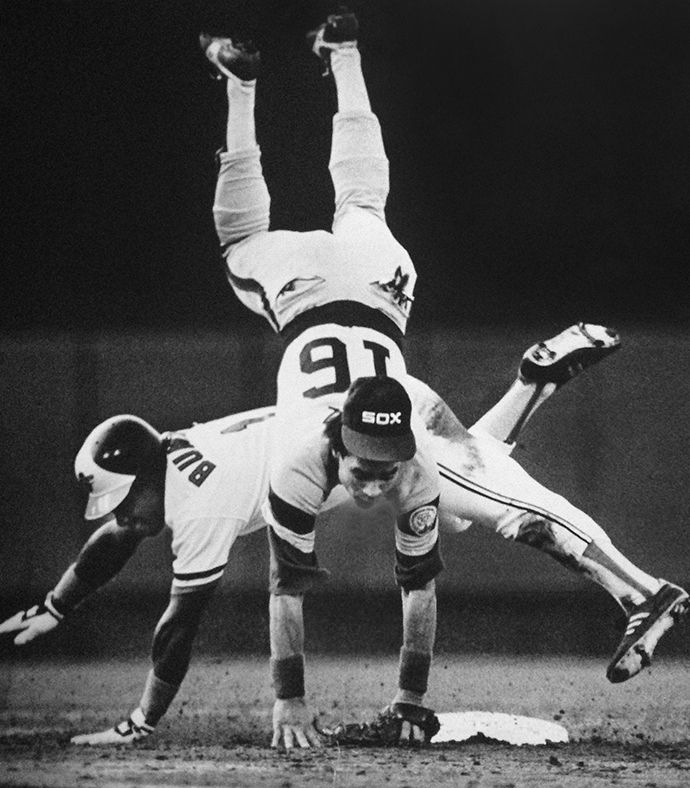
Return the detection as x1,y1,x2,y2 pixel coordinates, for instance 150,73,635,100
0,517,152,645
0,513,218,746
56,517,151,607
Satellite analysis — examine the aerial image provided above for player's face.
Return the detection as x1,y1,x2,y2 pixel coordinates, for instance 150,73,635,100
337,455,401,508
113,483,164,536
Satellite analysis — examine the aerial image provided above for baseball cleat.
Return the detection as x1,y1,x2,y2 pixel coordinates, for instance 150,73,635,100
199,33,261,82
307,8,359,73
519,323,621,387
71,708,154,745
606,582,689,683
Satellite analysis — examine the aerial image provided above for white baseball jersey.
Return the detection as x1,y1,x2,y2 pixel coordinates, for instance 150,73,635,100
265,398,443,596
163,408,274,591
160,390,607,595
275,321,408,413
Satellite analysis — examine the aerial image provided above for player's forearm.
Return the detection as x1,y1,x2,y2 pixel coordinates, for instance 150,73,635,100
269,593,306,699
401,580,436,653
269,593,305,658
395,580,437,705
52,520,143,611
51,564,96,613
75,519,142,585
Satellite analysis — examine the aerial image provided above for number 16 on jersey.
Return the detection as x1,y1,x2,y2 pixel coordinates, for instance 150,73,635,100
277,327,407,403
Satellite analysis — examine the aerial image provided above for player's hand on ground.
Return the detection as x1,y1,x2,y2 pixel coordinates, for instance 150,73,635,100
71,709,154,745
0,595,63,645
381,702,441,745
271,698,322,749
317,702,441,746
385,702,440,744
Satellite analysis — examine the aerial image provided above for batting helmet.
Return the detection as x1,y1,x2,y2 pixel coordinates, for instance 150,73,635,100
74,415,163,520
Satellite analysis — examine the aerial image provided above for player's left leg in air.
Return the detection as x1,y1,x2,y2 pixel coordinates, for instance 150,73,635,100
403,317,686,684
417,325,687,683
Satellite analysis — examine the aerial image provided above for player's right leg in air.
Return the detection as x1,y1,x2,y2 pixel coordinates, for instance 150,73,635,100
471,323,621,450
201,31,266,247
320,8,417,333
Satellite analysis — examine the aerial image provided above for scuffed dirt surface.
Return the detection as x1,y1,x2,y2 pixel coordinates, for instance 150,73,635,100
1,656,689,786
2,738,689,788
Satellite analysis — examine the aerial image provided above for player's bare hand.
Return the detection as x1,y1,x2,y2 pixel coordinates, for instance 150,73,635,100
0,595,63,645
271,698,322,749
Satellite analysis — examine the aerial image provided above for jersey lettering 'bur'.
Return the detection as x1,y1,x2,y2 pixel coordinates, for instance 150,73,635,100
167,438,216,486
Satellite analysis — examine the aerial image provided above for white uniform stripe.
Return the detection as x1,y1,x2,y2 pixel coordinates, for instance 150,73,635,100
264,505,315,554
437,462,592,546
172,568,225,589
396,527,438,557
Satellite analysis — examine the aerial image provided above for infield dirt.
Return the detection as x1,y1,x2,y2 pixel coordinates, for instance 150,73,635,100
1,655,689,787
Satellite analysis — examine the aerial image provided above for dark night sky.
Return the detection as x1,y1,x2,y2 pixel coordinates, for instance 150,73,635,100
2,0,690,331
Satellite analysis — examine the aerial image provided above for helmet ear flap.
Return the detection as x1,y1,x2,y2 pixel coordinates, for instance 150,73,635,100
74,415,162,520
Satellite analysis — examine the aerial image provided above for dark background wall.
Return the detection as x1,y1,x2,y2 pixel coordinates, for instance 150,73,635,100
2,0,690,331
1,1,689,600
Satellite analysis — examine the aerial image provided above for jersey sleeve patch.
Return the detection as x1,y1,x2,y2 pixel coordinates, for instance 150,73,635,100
409,504,438,535
396,497,440,556
394,497,444,590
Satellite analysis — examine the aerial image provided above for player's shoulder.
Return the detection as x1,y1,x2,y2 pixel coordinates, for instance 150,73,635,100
271,408,335,496
183,408,276,440
274,418,332,472
410,423,440,470
163,410,273,493
397,438,441,503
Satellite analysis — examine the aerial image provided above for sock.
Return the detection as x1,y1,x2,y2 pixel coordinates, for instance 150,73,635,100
472,379,556,446
331,48,371,113
582,541,662,613
138,669,180,727
225,77,258,154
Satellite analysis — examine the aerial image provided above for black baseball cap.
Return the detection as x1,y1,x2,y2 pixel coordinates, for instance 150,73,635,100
341,376,416,462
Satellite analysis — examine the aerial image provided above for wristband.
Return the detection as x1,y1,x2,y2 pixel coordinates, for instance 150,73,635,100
398,647,431,695
271,654,305,700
